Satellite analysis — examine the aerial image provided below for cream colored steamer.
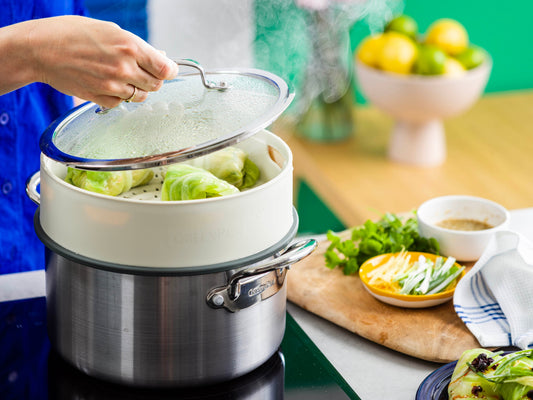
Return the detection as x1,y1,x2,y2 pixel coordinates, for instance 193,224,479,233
30,130,293,267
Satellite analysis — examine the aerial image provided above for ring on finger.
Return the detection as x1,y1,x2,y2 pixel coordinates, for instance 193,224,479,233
124,86,137,103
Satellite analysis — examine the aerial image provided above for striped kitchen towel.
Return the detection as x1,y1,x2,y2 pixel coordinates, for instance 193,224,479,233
454,230,533,349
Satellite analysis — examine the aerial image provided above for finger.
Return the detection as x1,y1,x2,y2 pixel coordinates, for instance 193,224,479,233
127,68,165,93
92,95,124,110
123,86,148,103
135,42,178,80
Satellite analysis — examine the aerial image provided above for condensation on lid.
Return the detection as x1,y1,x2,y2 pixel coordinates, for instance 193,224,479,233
41,69,292,170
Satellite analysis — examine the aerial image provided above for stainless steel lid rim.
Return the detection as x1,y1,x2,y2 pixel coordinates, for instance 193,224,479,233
40,68,294,171
35,208,299,276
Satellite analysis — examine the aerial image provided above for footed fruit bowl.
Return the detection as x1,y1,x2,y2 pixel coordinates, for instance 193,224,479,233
355,58,492,166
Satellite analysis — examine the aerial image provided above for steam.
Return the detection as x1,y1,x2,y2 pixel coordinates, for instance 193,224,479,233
148,0,403,116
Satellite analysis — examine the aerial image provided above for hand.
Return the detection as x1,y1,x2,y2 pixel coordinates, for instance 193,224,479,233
1,16,179,108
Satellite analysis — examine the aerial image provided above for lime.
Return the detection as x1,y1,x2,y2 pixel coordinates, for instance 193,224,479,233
385,15,418,40
456,46,486,69
443,57,466,77
377,32,418,74
356,34,386,68
413,45,447,75
425,18,469,56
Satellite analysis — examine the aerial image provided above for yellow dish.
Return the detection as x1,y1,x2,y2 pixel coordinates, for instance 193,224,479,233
359,252,465,308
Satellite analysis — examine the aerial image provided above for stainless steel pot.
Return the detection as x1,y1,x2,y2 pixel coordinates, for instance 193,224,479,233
34,210,316,387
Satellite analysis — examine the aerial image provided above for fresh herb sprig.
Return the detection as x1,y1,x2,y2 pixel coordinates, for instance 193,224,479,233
324,212,440,275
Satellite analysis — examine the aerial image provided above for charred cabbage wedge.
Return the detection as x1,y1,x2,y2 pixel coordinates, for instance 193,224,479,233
449,348,533,399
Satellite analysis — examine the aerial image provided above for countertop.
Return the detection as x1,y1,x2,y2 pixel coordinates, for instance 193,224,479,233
278,90,533,399
277,90,533,227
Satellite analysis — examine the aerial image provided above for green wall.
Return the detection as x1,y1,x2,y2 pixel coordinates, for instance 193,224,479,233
350,0,533,96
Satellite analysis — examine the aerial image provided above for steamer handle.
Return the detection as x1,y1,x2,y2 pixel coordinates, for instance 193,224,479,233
206,239,318,313
26,171,41,205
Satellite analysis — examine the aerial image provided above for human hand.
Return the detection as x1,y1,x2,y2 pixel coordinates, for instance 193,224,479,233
24,16,179,108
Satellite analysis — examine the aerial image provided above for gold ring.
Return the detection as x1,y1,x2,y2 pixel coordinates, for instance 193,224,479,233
125,86,137,103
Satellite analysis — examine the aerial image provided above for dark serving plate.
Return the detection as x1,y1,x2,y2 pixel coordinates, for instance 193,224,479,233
415,361,456,400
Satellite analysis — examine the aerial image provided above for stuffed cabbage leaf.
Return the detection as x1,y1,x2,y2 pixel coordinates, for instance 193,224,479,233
65,168,154,196
161,164,239,201
188,147,260,189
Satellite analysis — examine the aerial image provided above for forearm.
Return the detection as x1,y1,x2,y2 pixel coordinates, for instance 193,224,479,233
0,20,40,95
0,15,178,108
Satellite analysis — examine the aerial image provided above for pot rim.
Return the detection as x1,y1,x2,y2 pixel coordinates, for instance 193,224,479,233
35,208,299,276
40,130,293,205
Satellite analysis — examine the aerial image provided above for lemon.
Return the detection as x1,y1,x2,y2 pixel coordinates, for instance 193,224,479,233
456,46,486,69
385,15,418,40
356,34,386,68
425,18,469,56
443,57,466,77
377,32,418,74
413,45,447,75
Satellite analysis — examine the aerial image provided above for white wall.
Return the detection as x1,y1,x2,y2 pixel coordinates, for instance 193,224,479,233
148,0,255,69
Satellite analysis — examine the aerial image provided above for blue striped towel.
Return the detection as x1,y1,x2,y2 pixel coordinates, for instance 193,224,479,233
454,230,533,349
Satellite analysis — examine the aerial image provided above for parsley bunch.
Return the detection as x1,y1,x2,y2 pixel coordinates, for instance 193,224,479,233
324,212,440,275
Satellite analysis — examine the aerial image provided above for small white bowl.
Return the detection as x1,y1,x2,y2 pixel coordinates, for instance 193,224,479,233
417,195,511,261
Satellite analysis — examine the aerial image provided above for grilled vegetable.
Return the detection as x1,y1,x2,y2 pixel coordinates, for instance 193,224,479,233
449,348,533,399
448,349,501,399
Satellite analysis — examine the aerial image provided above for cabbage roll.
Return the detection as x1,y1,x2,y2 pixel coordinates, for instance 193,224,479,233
189,147,260,189
161,164,239,201
65,168,154,196
448,348,501,399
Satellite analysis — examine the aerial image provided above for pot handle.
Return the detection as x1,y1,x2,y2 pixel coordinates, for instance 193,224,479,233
206,239,317,313
26,171,41,205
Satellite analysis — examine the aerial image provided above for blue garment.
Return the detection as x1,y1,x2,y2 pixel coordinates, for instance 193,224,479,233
0,0,86,274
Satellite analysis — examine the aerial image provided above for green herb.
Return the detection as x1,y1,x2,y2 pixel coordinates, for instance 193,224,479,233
324,212,440,275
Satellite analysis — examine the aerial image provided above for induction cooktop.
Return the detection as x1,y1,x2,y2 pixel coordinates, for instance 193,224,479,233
0,296,360,399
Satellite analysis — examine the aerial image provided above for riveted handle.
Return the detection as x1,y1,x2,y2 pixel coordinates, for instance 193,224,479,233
206,239,317,312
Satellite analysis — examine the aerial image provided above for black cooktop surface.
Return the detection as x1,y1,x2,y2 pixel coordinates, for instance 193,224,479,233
1,296,359,399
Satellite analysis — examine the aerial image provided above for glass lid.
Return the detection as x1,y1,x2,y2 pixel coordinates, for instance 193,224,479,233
40,62,293,171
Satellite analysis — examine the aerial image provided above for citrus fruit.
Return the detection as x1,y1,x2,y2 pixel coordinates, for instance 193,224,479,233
425,18,469,56
443,57,466,77
413,45,447,75
456,46,486,69
356,34,386,68
385,15,418,40
377,32,418,74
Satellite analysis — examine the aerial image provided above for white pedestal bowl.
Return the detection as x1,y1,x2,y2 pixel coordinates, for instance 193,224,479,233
355,59,492,167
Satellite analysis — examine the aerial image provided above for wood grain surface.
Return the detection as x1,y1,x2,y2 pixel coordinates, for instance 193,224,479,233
276,91,533,228
287,234,481,363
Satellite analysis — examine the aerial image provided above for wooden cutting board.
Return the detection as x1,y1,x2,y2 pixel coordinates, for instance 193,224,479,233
287,233,481,363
